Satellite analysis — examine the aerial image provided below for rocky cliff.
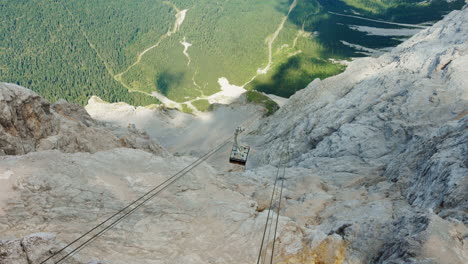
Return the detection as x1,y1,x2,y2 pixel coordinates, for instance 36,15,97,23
245,6,468,263
1,6,467,264
0,83,167,156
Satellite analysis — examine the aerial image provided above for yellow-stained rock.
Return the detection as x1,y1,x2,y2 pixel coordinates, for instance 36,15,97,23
277,236,346,264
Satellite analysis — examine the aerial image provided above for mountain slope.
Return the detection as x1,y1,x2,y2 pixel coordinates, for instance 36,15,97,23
245,6,467,263
1,5,467,264
249,7,467,167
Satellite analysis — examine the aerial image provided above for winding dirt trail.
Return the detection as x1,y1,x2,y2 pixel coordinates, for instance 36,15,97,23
115,2,188,86
257,0,298,75
239,0,298,89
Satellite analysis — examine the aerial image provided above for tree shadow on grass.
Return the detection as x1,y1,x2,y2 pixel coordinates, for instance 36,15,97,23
253,55,345,98
155,70,185,97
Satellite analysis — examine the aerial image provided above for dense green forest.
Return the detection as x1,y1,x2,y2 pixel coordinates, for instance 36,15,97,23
0,0,164,106
0,0,464,108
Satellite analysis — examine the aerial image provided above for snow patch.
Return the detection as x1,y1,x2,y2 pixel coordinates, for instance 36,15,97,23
329,11,427,29
348,25,422,36
150,91,181,109
149,77,247,111
174,9,188,33
329,58,352,65
341,40,385,56
266,94,289,107
180,37,192,66
207,78,247,104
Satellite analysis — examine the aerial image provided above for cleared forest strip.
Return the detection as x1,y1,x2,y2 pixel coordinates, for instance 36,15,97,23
63,5,116,78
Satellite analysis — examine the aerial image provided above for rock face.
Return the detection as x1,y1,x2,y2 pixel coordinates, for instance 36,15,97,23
374,213,467,264
245,6,468,264
0,149,298,264
385,118,467,223
0,83,167,156
0,233,83,264
0,83,58,155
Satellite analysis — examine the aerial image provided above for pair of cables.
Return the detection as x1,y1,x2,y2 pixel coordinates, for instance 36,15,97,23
256,158,287,264
38,114,260,264
39,138,232,264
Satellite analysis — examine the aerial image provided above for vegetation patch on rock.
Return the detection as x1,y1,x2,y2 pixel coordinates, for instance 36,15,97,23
246,91,280,116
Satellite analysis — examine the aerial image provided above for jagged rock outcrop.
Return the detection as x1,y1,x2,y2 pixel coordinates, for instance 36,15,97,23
385,117,467,223
0,233,84,264
374,212,467,264
0,83,167,156
0,83,58,155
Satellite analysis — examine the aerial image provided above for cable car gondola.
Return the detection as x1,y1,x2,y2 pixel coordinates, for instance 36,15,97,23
229,127,250,166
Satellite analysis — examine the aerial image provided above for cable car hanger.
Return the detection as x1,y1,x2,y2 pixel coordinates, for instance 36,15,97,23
229,127,250,166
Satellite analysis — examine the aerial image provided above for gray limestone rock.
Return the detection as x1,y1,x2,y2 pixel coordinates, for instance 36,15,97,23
0,83,167,156
0,233,83,264
385,117,467,223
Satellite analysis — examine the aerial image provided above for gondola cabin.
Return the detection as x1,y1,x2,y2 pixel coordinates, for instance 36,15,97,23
229,127,250,166
230,145,250,165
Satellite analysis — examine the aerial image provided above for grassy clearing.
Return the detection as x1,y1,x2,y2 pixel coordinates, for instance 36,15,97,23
246,91,279,116
181,103,193,114
120,0,286,102
191,99,212,112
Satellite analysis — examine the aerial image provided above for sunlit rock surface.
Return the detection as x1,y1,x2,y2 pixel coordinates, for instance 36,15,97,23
246,7,468,263
0,149,305,264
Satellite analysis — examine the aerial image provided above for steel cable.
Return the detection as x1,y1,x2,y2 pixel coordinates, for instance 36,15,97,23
256,152,288,264
39,115,259,264
39,138,230,264
52,140,231,264
256,157,283,264
270,166,286,264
